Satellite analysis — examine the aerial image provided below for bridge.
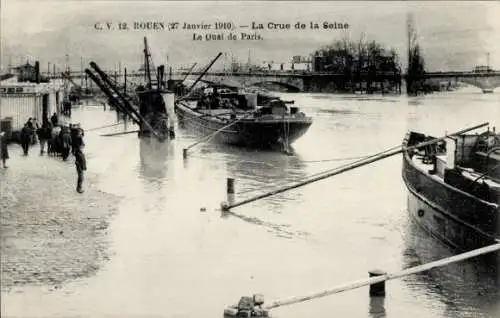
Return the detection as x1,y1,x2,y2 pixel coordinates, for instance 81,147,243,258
42,69,500,93
422,71,500,92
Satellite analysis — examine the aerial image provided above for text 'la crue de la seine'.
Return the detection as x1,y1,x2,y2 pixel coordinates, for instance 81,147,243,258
94,21,349,41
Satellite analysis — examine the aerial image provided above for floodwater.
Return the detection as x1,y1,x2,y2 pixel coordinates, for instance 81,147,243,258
1,87,499,318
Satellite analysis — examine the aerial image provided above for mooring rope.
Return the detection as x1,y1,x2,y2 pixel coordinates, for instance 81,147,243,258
86,122,124,132
300,154,375,163
101,130,140,137
233,145,403,196
232,144,403,197
221,122,489,210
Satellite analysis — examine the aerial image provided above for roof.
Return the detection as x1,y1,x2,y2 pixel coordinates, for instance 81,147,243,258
0,74,15,81
0,76,65,93
13,63,35,70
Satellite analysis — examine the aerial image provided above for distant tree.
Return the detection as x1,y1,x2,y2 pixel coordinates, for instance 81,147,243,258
407,44,426,95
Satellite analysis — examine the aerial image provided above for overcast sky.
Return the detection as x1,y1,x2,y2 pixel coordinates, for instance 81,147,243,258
1,0,499,72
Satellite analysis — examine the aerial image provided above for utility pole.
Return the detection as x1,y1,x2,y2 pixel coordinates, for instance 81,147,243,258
486,52,490,70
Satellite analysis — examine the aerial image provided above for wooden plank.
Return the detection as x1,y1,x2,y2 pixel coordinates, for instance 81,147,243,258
264,243,500,310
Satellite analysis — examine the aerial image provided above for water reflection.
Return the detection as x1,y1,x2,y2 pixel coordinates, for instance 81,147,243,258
220,208,310,240
368,296,386,318
402,218,499,317
408,97,425,106
222,145,308,204
138,138,173,182
204,143,310,238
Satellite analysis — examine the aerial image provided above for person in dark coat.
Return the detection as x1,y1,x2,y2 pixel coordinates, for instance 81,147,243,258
36,121,52,155
20,124,32,155
26,118,39,145
26,118,34,130
71,127,85,155
51,113,58,126
0,131,9,168
70,124,78,154
60,125,72,160
74,129,86,193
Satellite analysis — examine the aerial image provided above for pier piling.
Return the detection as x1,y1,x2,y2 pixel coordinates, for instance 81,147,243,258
227,178,235,194
368,270,386,297
227,178,235,204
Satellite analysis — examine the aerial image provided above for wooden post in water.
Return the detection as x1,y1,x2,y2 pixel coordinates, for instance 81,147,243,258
368,270,386,297
227,178,235,204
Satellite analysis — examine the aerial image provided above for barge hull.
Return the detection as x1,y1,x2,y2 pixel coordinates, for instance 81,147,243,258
175,103,312,149
402,155,499,251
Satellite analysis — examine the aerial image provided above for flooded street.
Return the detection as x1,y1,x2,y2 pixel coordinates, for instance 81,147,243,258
1,88,499,318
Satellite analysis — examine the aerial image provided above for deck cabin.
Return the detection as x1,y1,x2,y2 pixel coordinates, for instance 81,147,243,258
409,129,500,204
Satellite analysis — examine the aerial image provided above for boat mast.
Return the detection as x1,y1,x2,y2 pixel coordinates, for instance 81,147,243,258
64,54,70,100
144,36,152,89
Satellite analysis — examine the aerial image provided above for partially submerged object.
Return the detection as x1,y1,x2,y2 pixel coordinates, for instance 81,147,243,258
224,294,269,317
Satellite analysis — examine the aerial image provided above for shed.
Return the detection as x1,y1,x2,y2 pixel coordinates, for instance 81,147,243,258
0,78,65,134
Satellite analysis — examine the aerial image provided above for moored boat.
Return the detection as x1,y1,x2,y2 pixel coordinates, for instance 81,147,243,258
134,37,175,140
174,84,312,150
85,36,175,142
402,127,500,251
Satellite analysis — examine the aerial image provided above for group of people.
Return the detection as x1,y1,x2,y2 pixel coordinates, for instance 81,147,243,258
1,113,87,193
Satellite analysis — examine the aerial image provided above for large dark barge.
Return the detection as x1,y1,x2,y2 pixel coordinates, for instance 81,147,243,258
402,127,500,251
175,84,312,150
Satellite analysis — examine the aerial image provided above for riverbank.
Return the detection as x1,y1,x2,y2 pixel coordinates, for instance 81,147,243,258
0,143,120,291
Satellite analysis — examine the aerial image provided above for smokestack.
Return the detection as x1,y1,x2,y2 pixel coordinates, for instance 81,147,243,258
35,61,40,84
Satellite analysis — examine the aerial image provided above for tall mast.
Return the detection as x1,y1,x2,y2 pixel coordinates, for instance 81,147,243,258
65,54,70,98
144,36,152,89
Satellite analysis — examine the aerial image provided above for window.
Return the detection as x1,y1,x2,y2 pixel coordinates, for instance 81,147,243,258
15,87,23,93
